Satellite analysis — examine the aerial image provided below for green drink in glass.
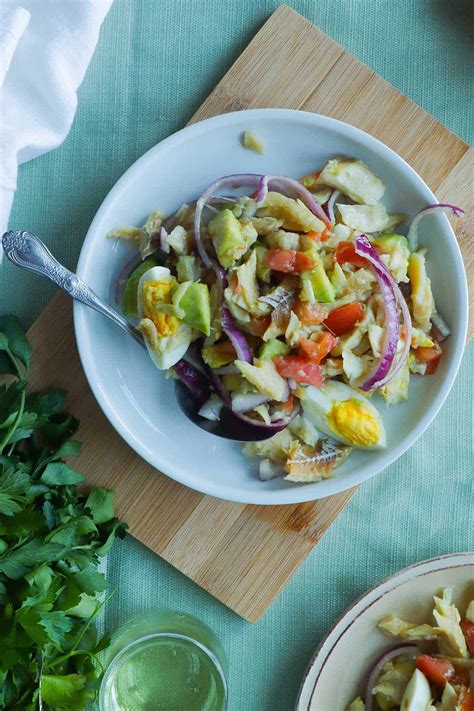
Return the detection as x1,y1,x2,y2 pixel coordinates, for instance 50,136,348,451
99,611,227,711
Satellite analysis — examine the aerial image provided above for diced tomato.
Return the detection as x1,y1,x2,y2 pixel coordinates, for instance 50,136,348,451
299,332,338,364
294,300,329,326
294,251,316,272
415,655,455,686
460,619,474,655
274,356,324,387
453,667,471,687
267,249,315,273
460,690,474,711
307,228,330,242
323,302,365,336
334,241,370,268
248,316,271,337
415,343,442,375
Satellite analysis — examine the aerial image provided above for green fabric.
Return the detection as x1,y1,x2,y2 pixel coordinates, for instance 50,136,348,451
1,1,472,709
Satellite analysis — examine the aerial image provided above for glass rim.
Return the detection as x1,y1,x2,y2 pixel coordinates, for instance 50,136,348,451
99,630,228,710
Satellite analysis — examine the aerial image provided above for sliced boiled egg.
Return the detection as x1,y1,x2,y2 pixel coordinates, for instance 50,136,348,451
400,669,432,711
136,266,192,369
299,380,386,449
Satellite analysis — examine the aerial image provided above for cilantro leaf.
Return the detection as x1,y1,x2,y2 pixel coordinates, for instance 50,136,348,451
85,487,115,524
40,462,85,486
0,315,32,371
0,538,65,579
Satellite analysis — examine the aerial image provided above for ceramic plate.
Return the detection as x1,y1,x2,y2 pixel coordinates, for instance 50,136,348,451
296,552,474,710
74,109,468,504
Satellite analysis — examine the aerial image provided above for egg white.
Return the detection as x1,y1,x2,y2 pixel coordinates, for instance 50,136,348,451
301,380,387,449
137,266,192,370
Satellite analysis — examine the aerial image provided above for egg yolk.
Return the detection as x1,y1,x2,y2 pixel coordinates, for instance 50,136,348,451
141,280,179,336
327,399,381,447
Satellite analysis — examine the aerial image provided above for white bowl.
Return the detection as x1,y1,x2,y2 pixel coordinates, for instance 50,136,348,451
296,552,474,710
74,109,468,505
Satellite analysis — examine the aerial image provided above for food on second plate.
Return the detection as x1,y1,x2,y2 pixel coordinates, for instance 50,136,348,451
347,589,474,711
110,158,463,484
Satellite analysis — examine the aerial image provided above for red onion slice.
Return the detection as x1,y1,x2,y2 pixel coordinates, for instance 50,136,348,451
256,175,269,204
365,645,419,711
174,359,210,404
354,235,401,390
221,305,252,362
407,203,464,251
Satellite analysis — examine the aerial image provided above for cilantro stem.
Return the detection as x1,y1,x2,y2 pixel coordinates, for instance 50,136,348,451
72,590,114,654
44,648,105,674
0,387,25,454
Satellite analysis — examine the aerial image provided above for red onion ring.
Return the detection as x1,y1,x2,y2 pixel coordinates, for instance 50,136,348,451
407,203,464,251
364,645,419,711
193,172,329,266
326,190,341,225
231,392,272,412
354,235,401,390
221,305,252,362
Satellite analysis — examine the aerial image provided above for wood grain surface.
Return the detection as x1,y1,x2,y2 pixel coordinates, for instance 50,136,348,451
26,5,472,622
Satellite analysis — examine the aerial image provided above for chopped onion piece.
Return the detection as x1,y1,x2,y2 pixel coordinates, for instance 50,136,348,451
174,359,210,403
198,394,224,421
159,226,170,254
326,190,341,224
431,312,451,342
407,203,464,251
256,175,269,204
231,392,271,413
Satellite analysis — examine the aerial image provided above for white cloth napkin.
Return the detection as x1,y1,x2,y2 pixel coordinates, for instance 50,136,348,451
0,0,112,258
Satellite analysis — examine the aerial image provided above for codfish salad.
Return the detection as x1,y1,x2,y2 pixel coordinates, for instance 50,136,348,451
110,157,463,484
348,589,474,711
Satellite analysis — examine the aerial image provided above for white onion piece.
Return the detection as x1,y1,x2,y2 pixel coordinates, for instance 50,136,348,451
159,226,170,254
431,312,451,342
259,459,283,481
407,203,464,251
326,190,341,224
231,391,271,413
364,645,419,711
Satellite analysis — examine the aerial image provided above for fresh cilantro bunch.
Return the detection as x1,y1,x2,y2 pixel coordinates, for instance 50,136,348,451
0,316,127,710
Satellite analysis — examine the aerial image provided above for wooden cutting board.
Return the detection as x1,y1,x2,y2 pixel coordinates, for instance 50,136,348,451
26,5,473,623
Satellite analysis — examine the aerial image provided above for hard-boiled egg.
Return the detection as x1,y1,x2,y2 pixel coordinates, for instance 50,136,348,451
136,266,192,369
400,669,432,711
299,380,386,449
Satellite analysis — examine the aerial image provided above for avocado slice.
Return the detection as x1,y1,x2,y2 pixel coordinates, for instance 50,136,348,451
373,233,409,251
122,257,160,317
208,209,257,269
173,281,211,336
259,339,290,360
301,252,335,303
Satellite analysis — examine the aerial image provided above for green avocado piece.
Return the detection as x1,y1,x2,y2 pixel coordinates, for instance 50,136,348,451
208,209,256,269
174,282,211,336
373,233,409,251
259,339,291,360
301,252,335,303
122,257,160,317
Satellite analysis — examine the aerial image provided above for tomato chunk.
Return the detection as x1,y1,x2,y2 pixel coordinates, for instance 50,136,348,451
460,619,474,655
415,343,442,375
323,302,365,336
295,300,329,325
416,655,455,686
460,690,474,711
274,356,324,387
334,241,370,268
299,332,338,364
267,249,315,273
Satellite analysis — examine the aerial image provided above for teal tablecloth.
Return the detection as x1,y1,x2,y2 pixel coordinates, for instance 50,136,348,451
1,1,473,709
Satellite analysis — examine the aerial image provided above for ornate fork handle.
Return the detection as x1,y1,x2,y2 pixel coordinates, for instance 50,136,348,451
2,230,144,347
